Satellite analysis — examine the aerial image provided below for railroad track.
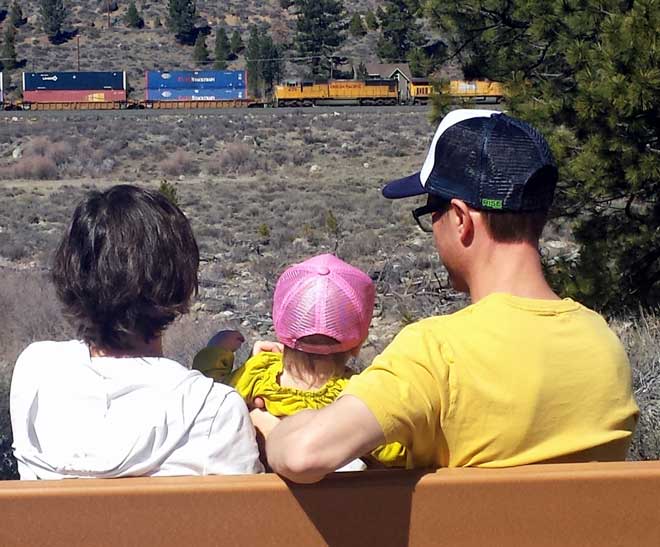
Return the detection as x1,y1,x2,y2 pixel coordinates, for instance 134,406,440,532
0,104,432,120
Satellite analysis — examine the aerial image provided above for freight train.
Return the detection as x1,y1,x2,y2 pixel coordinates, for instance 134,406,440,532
0,70,504,111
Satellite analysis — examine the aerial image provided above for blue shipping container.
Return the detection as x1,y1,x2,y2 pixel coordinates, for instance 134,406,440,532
146,88,247,101
23,72,126,91
146,70,246,90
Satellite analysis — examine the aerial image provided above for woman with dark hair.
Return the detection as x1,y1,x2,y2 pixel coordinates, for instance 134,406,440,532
10,185,263,479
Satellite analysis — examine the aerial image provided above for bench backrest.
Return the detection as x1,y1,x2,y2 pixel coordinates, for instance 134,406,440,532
1,461,659,546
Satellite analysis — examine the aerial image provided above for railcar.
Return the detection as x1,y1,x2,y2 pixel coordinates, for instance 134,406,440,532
409,79,434,105
408,79,505,105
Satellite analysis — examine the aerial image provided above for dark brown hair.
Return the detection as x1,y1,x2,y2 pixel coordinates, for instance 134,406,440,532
52,185,199,351
481,210,548,243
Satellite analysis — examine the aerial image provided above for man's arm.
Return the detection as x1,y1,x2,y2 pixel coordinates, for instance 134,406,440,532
266,395,385,483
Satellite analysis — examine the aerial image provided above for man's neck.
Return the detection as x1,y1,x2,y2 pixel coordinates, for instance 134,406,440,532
467,242,560,303
90,337,163,359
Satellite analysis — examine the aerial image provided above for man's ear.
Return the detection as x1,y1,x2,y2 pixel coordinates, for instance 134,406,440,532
450,199,474,246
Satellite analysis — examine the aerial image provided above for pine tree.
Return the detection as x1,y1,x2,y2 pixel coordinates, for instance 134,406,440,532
246,26,262,97
125,1,144,29
39,0,67,43
285,0,346,78
192,33,209,65
1,25,17,70
365,10,378,30
349,13,366,37
259,34,283,94
168,0,197,44
355,61,368,79
9,1,25,27
377,0,424,62
427,0,660,311
230,29,244,55
246,26,283,97
407,47,435,77
214,27,230,69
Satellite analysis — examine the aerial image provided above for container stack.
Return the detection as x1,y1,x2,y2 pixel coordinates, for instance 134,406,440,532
145,70,247,102
22,72,128,103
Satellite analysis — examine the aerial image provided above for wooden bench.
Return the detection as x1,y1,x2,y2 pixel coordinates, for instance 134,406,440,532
1,461,659,546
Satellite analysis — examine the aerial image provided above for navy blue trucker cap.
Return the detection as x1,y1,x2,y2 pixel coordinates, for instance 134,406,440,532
383,109,558,211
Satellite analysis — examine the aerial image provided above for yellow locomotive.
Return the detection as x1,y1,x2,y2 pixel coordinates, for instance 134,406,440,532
275,79,398,107
409,79,505,105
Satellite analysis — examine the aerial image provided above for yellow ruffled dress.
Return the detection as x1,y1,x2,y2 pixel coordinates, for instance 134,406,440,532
229,352,407,467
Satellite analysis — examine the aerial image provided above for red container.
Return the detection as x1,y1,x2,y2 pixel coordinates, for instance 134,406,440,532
23,89,127,103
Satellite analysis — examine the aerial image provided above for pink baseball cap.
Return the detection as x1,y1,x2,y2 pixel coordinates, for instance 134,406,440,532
272,254,375,355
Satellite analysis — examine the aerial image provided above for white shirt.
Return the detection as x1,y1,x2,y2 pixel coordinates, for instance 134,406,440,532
10,341,264,479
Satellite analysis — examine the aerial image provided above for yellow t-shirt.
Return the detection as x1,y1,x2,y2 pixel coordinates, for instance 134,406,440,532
192,347,235,383
342,293,639,469
230,352,406,467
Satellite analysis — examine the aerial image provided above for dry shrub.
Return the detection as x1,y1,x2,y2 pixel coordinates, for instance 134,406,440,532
0,137,75,180
7,155,58,180
212,142,265,175
25,136,52,157
25,138,72,165
161,149,199,177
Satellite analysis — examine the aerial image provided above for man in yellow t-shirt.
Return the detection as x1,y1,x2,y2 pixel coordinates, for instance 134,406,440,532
257,110,638,483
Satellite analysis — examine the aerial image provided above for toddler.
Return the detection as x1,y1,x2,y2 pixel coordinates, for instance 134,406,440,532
230,253,406,468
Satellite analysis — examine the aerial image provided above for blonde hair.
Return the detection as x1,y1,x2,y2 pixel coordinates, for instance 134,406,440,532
282,334,354,379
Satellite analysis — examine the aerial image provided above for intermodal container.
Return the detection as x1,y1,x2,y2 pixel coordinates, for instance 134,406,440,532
23,89,128,103
146,88,246,101
0,72,4,103
23,72,126,91
146,70,246,90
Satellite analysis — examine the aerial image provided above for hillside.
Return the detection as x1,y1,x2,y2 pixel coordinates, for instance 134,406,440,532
1,1,406,98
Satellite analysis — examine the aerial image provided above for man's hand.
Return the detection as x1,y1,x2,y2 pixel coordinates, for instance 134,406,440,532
266,395,385,484
249,400,281,440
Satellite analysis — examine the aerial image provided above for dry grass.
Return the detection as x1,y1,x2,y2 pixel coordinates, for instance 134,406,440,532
0,109,428,183
612,314,660,461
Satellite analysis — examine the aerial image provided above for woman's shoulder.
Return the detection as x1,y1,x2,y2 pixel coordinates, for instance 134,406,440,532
18,339,87,357
15,340,88,372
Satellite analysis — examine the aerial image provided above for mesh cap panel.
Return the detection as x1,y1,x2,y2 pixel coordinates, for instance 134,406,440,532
419,112,557,212
273,254,375,355
482,116,557,211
